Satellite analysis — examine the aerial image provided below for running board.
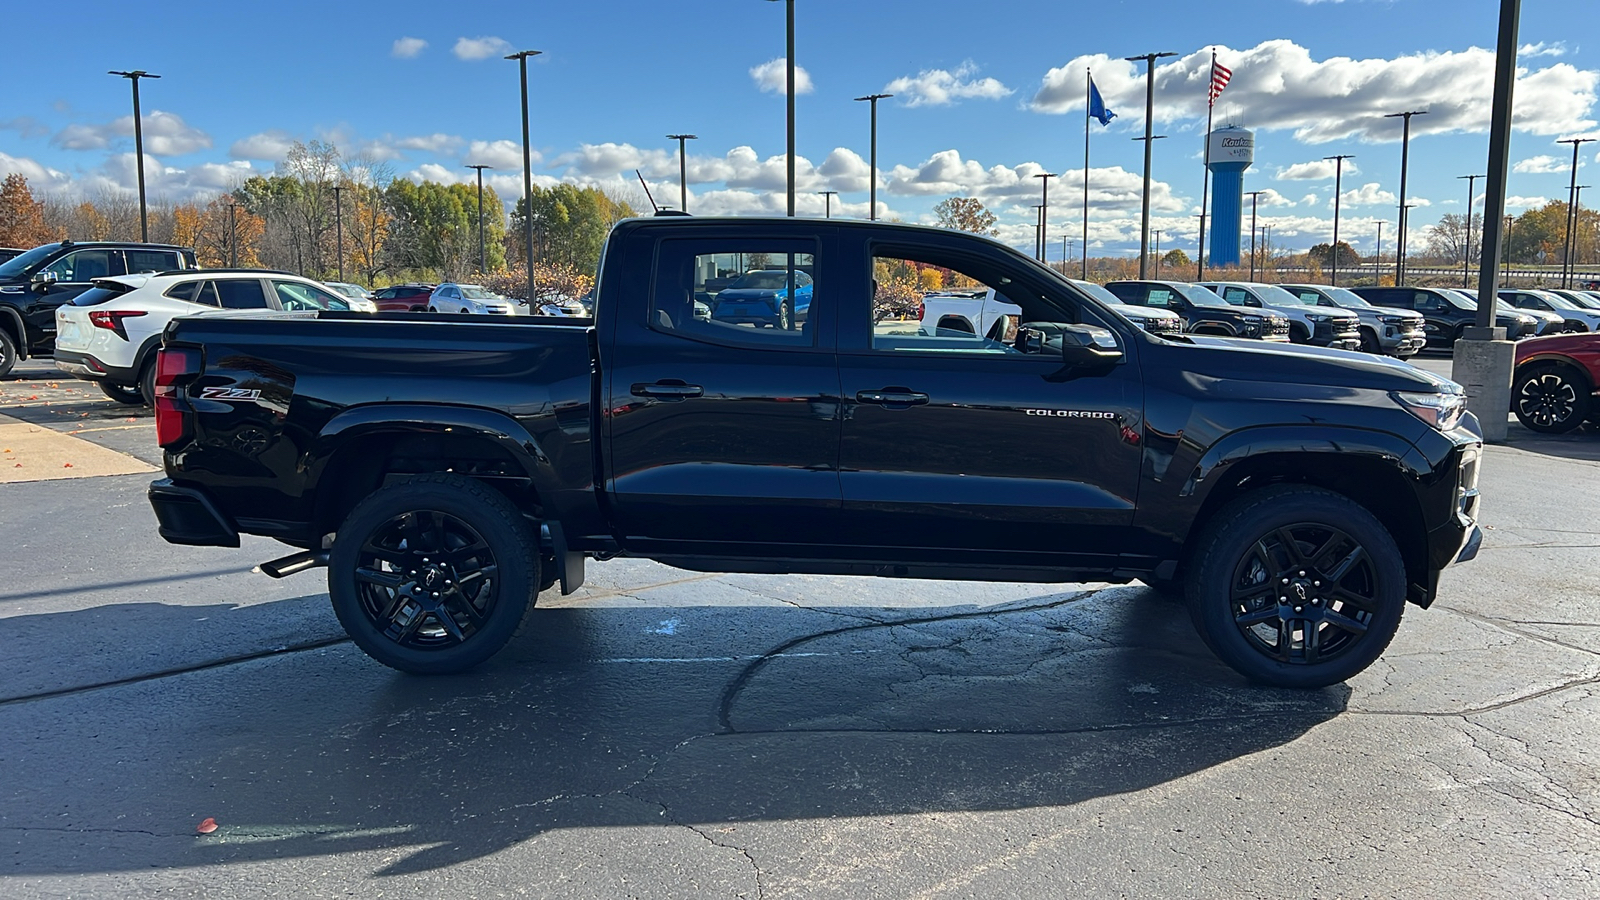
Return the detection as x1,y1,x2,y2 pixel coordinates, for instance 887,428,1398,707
258,550,330,579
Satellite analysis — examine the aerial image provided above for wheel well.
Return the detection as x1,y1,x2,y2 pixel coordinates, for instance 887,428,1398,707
1288,322,1310,341
1517,358,1595,394
314,430,541,536
1182,453,1428,600
0,314,22,350
936,315,974,333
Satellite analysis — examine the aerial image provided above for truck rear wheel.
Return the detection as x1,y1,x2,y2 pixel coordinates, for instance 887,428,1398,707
328,473,540,674
1185,485,1405,688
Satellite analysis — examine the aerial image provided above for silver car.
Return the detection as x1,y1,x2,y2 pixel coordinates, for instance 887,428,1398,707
1279,284,1426,357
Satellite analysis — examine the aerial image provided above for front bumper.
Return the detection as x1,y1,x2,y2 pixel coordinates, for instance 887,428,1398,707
148,479,240,547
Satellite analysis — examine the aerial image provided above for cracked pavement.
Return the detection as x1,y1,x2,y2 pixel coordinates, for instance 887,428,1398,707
3,357,1600,897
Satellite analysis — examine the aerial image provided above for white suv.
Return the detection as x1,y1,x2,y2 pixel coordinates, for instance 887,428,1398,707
54,269,353,404
427,283,525,315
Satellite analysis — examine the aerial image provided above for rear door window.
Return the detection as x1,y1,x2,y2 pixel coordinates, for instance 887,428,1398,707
125,249,180,273
215,279,270,309
271,280,350,311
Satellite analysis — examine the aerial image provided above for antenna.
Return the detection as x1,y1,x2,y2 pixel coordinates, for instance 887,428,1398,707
636,170,660,213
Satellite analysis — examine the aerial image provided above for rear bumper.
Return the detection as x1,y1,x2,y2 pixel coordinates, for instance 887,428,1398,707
148,479,240,547
53,349,138,383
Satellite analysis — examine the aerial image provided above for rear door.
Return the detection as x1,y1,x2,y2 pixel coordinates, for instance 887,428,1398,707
28,249,127,343
603,230,842,554
835,239,1145,568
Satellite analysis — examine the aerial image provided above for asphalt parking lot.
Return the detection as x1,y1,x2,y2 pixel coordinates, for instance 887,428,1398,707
3,353,1599,898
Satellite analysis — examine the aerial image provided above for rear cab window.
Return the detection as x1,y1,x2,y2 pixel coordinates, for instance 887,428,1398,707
650,240,818,348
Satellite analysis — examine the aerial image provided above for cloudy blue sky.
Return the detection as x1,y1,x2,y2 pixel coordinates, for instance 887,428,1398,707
0,0,1594,261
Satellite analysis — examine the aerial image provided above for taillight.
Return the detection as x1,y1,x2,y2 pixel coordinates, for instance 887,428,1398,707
916,302,925,321
88,309,147,340
154,346,201,448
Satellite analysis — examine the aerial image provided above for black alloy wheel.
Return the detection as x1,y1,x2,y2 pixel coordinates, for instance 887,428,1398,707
1187,485,1405,688
328,474,539,674
1513,365,1591,434
0,329,16,378
99,382,144,405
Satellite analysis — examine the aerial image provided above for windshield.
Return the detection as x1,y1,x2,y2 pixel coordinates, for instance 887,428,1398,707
1321,287,1373,307
727,271,791,290
0,243,61,279
1070,280,1128,306
1537,291,1580,310
1568,292,1600,310
1253,284,1313,306
459,286,500,300
1440,290,1479,310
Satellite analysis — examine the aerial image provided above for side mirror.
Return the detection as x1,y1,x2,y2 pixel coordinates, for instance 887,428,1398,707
30,271,57,290
1017,322,1124,367
1166,298,1183,311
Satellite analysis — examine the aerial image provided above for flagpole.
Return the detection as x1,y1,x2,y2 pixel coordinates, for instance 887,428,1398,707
1083,66,1091,279
1198,47,1215,281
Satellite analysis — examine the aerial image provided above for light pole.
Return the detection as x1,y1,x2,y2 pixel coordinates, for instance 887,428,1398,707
1035,172,1057,262
853,93,892,220
666,134,697,213
225,198,238,267
109,70,160,243
1558,137,1596,288
1457,174,1484,287
1032,205,1046,260
1065,235,1075,272
816,190,837,218
506,49,542,303
1373,219,1384,278
1383,109,1428,285
1245,190,1265,282
1577,185,1591,276
1323,155,1354,286
329,184,344,282
766,0,796,216
466,164,492,273
1153,229,1163,276
1194,213,1207,272
1125,51,1177,279
1503,215,1515,286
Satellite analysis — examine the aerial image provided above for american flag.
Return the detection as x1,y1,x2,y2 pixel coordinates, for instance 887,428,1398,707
1208,59,1233,106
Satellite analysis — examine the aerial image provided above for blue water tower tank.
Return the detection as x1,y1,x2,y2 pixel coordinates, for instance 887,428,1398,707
1207,126,1255,267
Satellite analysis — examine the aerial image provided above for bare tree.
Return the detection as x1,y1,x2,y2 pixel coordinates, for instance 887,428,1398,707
281,140,341,277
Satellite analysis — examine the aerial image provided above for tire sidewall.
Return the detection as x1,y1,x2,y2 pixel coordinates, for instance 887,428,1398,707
328,475,538,674
1513,365,1589,434
0,328,16,377
1187,488,1407,688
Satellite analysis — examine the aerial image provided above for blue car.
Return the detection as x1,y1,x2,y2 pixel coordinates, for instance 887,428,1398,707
710,269,813,329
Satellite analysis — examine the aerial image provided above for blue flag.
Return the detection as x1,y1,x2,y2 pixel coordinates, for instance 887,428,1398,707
1088,76,1116,126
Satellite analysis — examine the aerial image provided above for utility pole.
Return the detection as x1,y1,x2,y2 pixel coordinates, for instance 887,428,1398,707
1558,137,1596,288
109,70,160,243
1245,191,1265,282
1125,51,1176,279
1384,109,1428,285
853,93,892,220
1324,155,1354,286
1035,172,1057,261
1153,229,1163,277
1577,185,1591,277
466,165,492,273
329,184,345,282
666,134,697,213
225,199,238,267
766,0,796,216
1032,205,1046,260
1457,174,1484,287
506,49,542,304
1373,219,1384,279
816,190,837,218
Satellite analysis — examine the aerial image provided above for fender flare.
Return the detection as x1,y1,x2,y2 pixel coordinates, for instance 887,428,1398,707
1180,424,1423,500
0,307,29,360
1514,354,1596,394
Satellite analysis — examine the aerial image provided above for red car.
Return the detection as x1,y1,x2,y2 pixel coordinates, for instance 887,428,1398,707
1512,333,1600,433
371,283,436,313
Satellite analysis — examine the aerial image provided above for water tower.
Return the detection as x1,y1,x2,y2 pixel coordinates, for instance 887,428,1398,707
1207,125,1255,267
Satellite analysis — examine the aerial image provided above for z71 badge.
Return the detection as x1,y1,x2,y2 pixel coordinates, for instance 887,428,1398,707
199,387,263,402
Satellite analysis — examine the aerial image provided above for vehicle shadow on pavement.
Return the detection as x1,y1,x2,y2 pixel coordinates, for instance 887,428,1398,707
1502,424,1600,463
3,587,1349,879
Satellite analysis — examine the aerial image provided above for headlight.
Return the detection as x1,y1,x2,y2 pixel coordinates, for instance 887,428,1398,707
1304,312,1328,321
1395,391,1467,431
1378,315,1404,324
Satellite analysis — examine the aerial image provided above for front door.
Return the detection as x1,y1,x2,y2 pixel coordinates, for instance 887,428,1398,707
835,242,1145,570
604,233,842,555
27,248,126,347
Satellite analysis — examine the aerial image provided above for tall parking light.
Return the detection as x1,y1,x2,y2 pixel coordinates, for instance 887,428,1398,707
109,70,160,243
816,190,837,218
765,0,796,216
506,49,542,303
466,165,492,273
1245,190,1265,282
666,134,697,213
330,184,345,282
853,93,892,220
1323,155,1354,286
1035,172,1057,261
1457,174,1484,287
1558,137,1595,288
1125,51,1177,279
1384,110,1428,285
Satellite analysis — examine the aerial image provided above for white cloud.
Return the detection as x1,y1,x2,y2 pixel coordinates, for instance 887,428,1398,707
1029,40,1599,143
465,139,532,170
1520,42,1567,59
1301,193,1320,206
1336,182,1432,208
1276,158,1361,180
453,36,513,61
1255,188,1297,207
884,61,1013,108
230,130,297,162
392,37,427,59
394,133,463,153
51,110,212,156
750,58,814,95
1505,195,1550,209
1514,154,1572,174
885,149,1185,214
0,151,71,191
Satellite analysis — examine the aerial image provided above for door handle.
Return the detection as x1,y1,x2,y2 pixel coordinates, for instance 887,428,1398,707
631,381,704,400
856,389,929,407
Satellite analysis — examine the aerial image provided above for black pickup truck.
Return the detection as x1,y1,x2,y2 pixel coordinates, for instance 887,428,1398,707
147,217,1484,688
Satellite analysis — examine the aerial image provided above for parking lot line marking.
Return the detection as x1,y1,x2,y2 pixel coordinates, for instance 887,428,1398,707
0,421,157,484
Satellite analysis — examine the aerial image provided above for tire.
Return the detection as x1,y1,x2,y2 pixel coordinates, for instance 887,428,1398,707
99,381,144,405
1358,328,1381,354
0,328,16,378
428,307,438,313
1185,485,1406,688
1289,324,1311,344
138,360,157,407
328,473,540,674
1513,364,1591,434
776,298,793,330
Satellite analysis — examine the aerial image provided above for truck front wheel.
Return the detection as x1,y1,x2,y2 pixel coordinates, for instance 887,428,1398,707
328,474,540,674
1185,485,1405,688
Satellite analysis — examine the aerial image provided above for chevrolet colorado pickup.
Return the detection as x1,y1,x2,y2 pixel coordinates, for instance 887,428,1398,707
147,217,1484,688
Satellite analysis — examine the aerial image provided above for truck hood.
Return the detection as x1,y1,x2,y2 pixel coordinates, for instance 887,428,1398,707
1179,334,1459,393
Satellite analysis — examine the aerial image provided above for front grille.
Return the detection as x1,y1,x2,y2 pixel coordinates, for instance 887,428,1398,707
1142,317,1183,335
1263,319,1290,336
1314,320,1360,342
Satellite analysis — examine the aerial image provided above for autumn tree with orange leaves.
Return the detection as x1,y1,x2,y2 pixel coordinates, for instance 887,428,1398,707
0,174,58,248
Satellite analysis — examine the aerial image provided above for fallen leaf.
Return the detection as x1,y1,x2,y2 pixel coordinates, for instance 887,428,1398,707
62,463,73,468
196,817,217,834
13,463,21,468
